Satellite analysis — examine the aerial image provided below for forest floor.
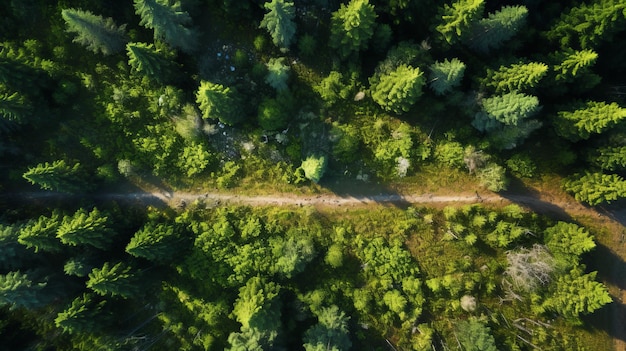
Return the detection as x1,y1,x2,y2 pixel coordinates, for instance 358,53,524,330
3,180,626,350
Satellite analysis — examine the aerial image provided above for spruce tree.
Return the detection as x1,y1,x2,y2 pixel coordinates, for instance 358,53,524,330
455,319,497,351
125,222,182,261
473,91,540,131
196,81,244,126
0,90,32,125
126,42,174,83
545,222,596,268
428,58,466,95
61,8,127,55
55,293,108,334
56,208,113,250
18,211,63,253
370,64,425,114
486,62,548,93
466,5,528,53
134,0,198,53
0,271,47,310
563,172,626,206
86,262,140,298
591,146,626,171
329,0,377,59
1,224,32,270
435,0,485,44
553,49,598,81
22,160,87,193
554,101,626,141
303,305,351,351
265,57,290,92
259,0,296,51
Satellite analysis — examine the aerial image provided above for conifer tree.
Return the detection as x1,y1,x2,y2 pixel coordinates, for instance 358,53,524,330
86,262,140,298
544,222,596,268
554,49,598,81
134,0,198,53
591,146,626,171
126,42,174,83
125,222,182,261
0,271,47,310
466,5,528,53
22,160,86,193
428,58,466,95
56,208,113,250
329,0,377,59
435,0,484,44
265,57,290,92
0,90,32,125
370,64,425,114
303,305,351,351
554,101,626,141
1,224,31,270
259,0,296,51
55,293,108,334
486,62,548,93
196,81,244,126
61,8,127,55
472,91,540,131
455,319,497,351
563,172,626,206
18,211,63,253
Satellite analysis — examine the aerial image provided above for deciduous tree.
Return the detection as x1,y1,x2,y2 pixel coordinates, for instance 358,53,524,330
61,8,127,55
300,155,327,183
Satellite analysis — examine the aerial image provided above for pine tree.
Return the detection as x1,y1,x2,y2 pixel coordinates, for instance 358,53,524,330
55,293,108,334
486,62,548,93
545,222,596,268
466,5,528,53
259,0,296,51
0,271,47,310
455,319,497,351
554,49,598,81
125,222,182,261
18,211,63,253
56,208,113,250
303,305,351,351
1,224,32,270
61,8,127,55
86,262,140,298
329,0,377,59
126,42,174,83
563,172,626,206
370,64,425,114
22,160,87,193
134,0,198,53
428,58,466,95
472,91,540,131
591,146,626,171
0,90,32,125
554,101,626,141
265,57,290,92
435,0,485,44
196,81,243,126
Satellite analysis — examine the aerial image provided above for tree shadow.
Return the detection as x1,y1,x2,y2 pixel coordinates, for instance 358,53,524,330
322,177,414,209
498,177,573,221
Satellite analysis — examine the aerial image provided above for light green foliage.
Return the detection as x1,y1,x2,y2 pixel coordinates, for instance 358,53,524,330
56,208,113,250
435,0,485,44
455,319,497,351
329,0,377,59
428,58,465,95
86,261,140,298
61,8,127,55
23,160,86,193
546,0,626,49
303,305,352,351
0,270,47,310
487,62,548,92
271,236,316,278
259,0,296,50
325,244,344,268
315,71,356,106
126,42,174,82
477,163,508,192
0,90,32,124
18,211,63,253
466,5,528,53
64,256,95,277
265,57,290,92
55,294,107,334
554,101,626,141
178,142,213,177
543,270,612,323
133,124,182,176
217,161,242,189
545,222,595,268
301,155,327,183
554,49,598,80
506,153,536,178
196,81,244,125
370,64,425,114
563,172,626,206
434,140,465,168
126,222,182,261
592,146,626,171
133,0,197,53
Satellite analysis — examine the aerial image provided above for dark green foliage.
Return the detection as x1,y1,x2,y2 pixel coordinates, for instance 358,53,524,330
428,58,465,95
330,123,360,163
259,0,296,51
0,271,47,310
455,319,497,351
265,57,290,92
370,64,425,114
563,172,626,206
56,208,113,250
134,0,198,53
435,0,484,44
1,224,32,270
315,71,356,106
505,153,536,178
22,160,87,194
125,222,182,261
465,5,528,53
196,81,244,125
303,305,351,351
486,62,548,93
554,101,626,141
591,146,626,171
329,0,377,59
86,261,140,298
126,42,174,83
55,293,108,334
18,211,63,253
257,95,291,131
61,8,127,55
0,90,32,125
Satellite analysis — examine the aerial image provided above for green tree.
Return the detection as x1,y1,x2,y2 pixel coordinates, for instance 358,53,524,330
563,172,626,206
473,91,540,131
196,81,244,126
134,0,198,53
126,42,174,82
257,95,291,131
554,101,626,141
545,222,595,268
428,58,466,95
543,270,612,323
56,208,113,250
486,62,548,93
125,222,183,261
591,146,626,171
329,0,377,59
554,49,598,81
61,8,127,55
465,5,528,53
0,271,47,310
86,262,140,298
18,211,63,253
370,64,425,114
1,224,32,270
22,160,87,193
177,142,213,177
265,57,290,92
455,319,497,351
259,0,296,51
303,305,352,351
477,163,508,192
55,293,108,334
300,155,327,183
435,0,485,44
0,90,33,125
315,71,356,105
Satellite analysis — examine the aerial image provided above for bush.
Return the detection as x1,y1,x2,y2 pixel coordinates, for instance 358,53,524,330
506,154,536,178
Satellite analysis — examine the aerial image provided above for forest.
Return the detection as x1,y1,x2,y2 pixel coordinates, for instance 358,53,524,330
1,0,626,350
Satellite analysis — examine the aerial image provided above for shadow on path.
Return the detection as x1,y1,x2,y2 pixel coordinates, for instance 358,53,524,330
323,177,413,208
499,177,573,221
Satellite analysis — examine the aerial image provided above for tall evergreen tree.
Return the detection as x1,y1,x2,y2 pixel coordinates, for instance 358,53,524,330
61,8,127,55
486,62,548,93
435,0,484,44
22,160,87,194
563,172,626,206
125,222,182,261
134,0,198,53
303,305,352,351
554,101,626,141
544,222,596,268
428,58,466,95
18,211,63,253
126,42,174,83
465,5,528,53
0,271,47,310
0,90,32,125
455,319,497,351
265,57,290,92
1,224,32,270
554,49,598,81
55,293,108,334
56,208,113,250
329,0,377,59
196,81,244,126
370,64,425,114
259,0,296,51
591,146,626,171
86,262,140,298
